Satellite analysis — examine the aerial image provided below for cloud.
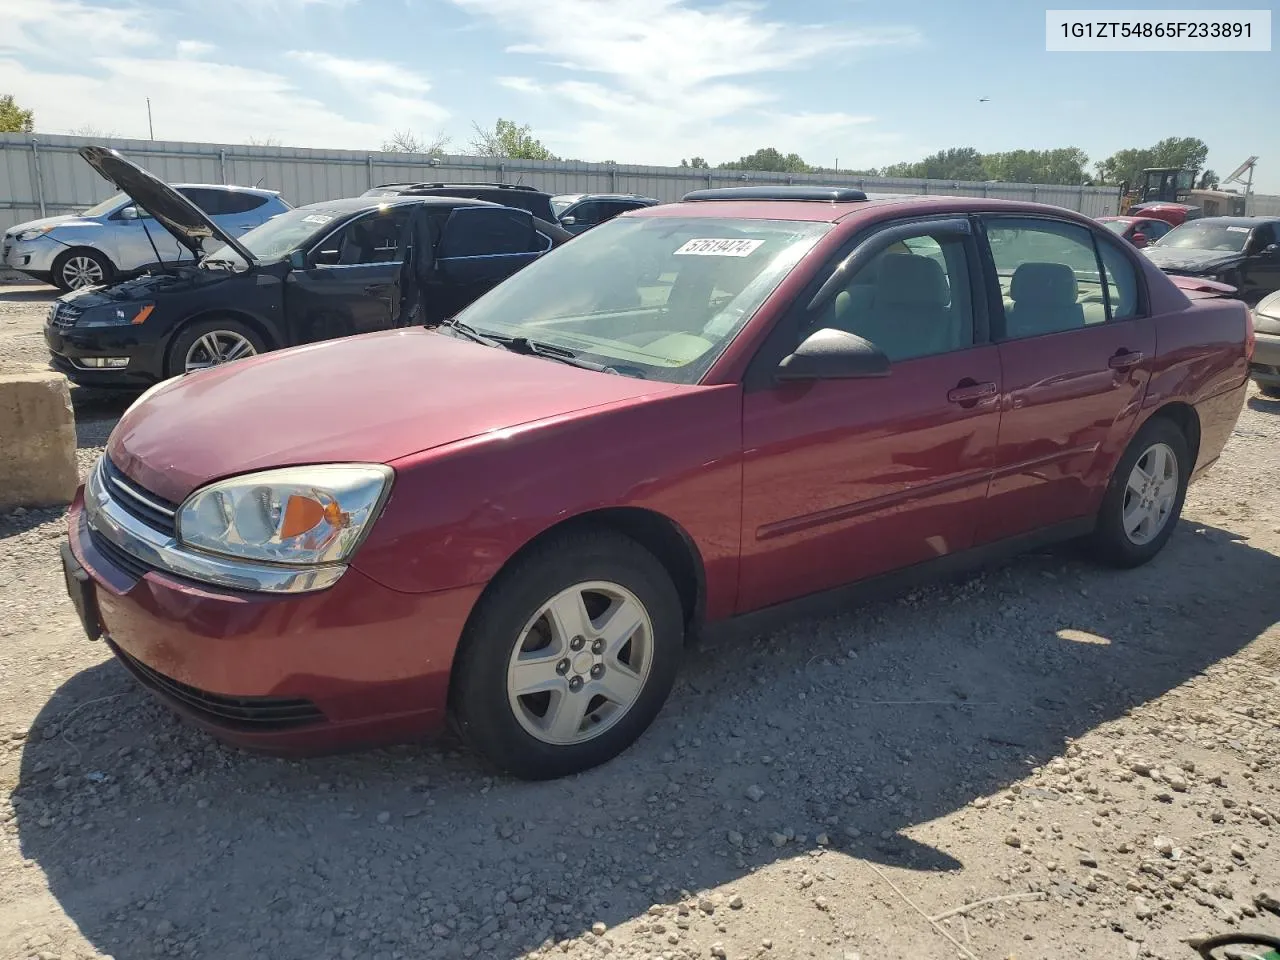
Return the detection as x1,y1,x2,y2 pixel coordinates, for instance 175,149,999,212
176,40,215,57
0,0,156,55
286,51,433,95
451,0,919,165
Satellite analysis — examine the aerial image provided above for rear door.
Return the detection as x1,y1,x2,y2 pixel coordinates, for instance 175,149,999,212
430,206,551,321
738,216,1003,610
1242,223,1280,303
974,216,1155,544
283,208,409,344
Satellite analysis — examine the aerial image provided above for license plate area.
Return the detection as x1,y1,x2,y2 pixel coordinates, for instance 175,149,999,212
61,541,102,641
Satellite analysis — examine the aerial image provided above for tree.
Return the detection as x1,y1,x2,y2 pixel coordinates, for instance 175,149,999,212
1094,137,1209,186
247,135,282,147
0,94,34,133
983,147,1090,185
469,119,557,160
680,156,710,169
717,147,809,173
382,128,451,155
69,124,118,139
882,147,986,181
1198,169,1219,189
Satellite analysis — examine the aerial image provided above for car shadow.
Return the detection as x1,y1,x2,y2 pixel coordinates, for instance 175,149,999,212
0,284,57,303
1247,394,1280,414
13,520,1280,960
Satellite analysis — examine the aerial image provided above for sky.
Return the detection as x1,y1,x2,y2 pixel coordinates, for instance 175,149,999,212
1,0,1276,191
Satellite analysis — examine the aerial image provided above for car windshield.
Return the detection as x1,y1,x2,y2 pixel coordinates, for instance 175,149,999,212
550,197,578,216
1101,220,1128,235
82,192,128,217
1156,222,1251,252
449,216,830,385
203,207,343,264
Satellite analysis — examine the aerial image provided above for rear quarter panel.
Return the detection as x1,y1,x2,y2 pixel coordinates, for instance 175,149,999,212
352,385,744,620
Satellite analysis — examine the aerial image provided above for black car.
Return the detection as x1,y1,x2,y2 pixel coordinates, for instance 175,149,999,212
47,149,572,388
1143,216,1280,304
550,193,661,235
361,182,556,222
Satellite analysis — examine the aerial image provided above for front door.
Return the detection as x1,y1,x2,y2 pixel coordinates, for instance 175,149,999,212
1242,223,1280,304
738,218,1002,611
283,208,407,345
975,216,1156,544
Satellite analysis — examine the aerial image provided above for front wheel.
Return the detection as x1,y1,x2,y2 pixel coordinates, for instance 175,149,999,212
166,318,267,378
451,530,684,780
52,248,113,291
1256,383,1280,399
1088,417,1190,568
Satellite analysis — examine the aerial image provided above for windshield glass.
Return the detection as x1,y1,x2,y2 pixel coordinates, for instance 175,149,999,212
450,216,830,384
203,207,340,264
550,197,578,216
1101,220,1128,235
82,192,127,218
1155,222,1250,252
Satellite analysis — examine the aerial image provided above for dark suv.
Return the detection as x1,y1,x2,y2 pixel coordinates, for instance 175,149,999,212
363,182,556,222
550,193,661,234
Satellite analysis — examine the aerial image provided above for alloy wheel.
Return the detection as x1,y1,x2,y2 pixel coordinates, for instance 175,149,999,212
62,256,105,289
183,331,258,373
1122,441,1179,546
505,580,654,746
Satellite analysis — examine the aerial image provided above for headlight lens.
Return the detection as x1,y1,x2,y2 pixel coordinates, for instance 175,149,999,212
16,225,55,241
78,302,155,328
177,464,393,567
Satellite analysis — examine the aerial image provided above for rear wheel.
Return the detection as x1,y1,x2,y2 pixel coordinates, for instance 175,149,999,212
52,249,113,291
1088,417,1190,568
451,530,683,780
1257,383,1280,399
166,318,267,377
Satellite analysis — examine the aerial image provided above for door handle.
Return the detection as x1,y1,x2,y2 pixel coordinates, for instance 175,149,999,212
364,284,389,296
1108,350,1145,370
947,380,998,404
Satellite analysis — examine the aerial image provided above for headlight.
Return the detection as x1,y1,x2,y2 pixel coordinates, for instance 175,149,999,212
77,302,155,328
16,225,55,241
177,464,393,567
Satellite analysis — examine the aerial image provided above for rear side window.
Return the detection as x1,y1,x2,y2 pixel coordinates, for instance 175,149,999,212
218,192,270,215
177,188,226,215
438,208,535,258
985,218,1106,337
1095,236,1140,320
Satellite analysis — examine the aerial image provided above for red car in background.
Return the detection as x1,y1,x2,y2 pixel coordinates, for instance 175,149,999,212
1098,215,1173,249
63,185,1252,780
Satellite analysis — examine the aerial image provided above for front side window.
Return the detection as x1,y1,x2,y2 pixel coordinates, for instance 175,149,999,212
315,210,407,265
85,192,128,218
986,218,1107,337
805,228,974,362
451,216,830,384
1101,219,1128,235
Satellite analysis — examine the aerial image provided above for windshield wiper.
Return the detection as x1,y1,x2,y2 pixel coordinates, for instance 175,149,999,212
440,318,504,347
501,336,619,373
200,258,243,270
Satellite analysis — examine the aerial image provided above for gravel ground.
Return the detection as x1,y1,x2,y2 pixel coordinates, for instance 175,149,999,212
1,281,1278,960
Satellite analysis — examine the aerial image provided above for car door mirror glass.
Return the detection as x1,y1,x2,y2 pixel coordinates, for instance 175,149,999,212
1263,243,1280,256
776,328,891,381
287,250,306,271
118,206,140,221
560,215,577,226
1131,232,1147,248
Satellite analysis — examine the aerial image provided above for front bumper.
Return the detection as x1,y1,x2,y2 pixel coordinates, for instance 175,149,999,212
1249,332,1280,387
67,490,483,754
2,235,59,274
45,316,165,388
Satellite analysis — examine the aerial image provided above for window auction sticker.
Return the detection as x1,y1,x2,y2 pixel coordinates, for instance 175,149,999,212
301,214,333,225
1046,9,1270,51
673,238,766,257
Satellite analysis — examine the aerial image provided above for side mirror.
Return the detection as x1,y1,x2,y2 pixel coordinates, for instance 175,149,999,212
559,215,577,226
1131,232,1148,248
287,250,306,270
776,328,891,382
118,206,140,221
1263,243,1280,256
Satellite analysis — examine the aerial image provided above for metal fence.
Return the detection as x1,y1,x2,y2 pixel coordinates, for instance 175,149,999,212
1,132,1134,237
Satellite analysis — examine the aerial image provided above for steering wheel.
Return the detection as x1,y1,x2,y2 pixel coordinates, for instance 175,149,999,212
1189,932,1280,959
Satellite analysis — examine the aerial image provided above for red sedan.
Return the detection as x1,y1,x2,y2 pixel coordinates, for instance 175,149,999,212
1097,215,1172,248
63,186,1252,779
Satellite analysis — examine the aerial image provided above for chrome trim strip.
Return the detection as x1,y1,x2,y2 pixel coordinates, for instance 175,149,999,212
84,459,345,594
105,467,177,518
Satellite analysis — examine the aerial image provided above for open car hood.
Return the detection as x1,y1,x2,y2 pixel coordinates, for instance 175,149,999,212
77,146,256,265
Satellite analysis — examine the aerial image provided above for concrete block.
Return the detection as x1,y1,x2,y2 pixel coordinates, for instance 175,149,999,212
0,371,79,510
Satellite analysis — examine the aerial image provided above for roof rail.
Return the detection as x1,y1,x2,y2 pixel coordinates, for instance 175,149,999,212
682,185,868,203
373,181,541,192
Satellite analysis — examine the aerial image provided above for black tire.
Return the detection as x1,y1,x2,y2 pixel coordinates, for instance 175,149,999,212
1088,416,1190,569
165,318,268,378
51,248,113,292
451,530,684,780
1257,383,1280,399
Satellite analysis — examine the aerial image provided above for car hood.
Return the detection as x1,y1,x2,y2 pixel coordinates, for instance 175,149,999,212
107,328,677,504
77,146,255,264
1143,246,1242,273
4,214,92,237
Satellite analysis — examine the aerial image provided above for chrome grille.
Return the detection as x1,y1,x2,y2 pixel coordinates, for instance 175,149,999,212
50,301,83,329
101,457,178,536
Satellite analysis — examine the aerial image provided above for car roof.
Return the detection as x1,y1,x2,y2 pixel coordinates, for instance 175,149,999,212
168,183,281,197
629,194,1112,225
1182,216,1279,226
295,195,500,215
554,193,659,202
